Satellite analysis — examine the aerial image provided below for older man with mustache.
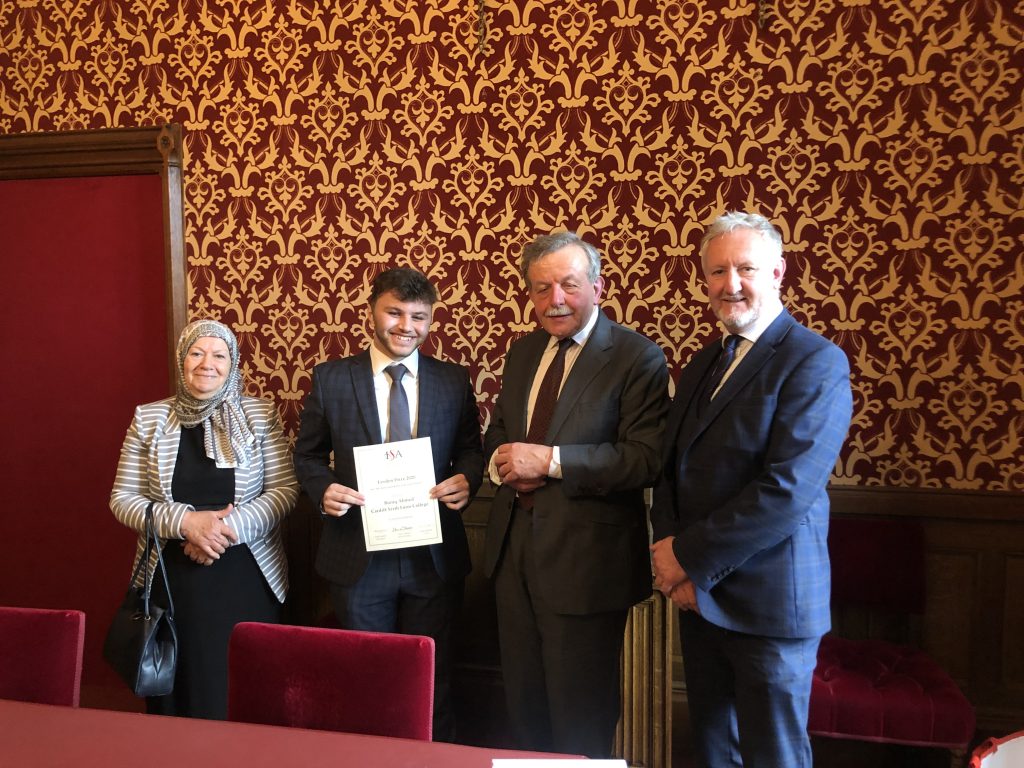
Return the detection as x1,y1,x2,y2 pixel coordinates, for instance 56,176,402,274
484,231,669,758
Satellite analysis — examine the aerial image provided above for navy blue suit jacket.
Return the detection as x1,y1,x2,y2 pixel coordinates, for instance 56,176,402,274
293,351,484,586
650,310,852,639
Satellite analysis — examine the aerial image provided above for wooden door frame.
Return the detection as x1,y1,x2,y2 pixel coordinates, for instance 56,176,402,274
0,124,187,365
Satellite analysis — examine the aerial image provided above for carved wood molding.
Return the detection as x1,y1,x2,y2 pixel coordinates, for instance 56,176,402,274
829,485,1024,522
0,124,182,179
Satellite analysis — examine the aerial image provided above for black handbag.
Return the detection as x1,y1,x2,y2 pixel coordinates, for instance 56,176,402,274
103,502,178,697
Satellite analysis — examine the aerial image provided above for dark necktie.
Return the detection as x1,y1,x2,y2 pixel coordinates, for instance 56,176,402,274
385,364,411,442
526,337,573,444
519,338,573,511
702,335,741,408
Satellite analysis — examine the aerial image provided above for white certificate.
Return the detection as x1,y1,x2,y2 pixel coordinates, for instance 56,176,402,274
353,436,442,552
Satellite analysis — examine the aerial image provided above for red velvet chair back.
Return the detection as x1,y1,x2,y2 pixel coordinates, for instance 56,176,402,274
228,622,434,741
0,606,85,707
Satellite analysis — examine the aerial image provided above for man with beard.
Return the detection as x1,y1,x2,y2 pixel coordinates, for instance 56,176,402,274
650,212,853,768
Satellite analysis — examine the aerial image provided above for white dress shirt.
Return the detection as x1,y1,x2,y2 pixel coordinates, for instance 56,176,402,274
713,303,784,398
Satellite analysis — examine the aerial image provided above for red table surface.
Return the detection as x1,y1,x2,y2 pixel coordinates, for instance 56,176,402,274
0,699,584,767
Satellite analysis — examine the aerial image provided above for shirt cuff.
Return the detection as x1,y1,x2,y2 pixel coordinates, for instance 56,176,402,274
549,446,562,479
488,454,503,486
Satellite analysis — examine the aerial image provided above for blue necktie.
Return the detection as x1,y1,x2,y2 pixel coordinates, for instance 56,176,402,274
703,335,741,407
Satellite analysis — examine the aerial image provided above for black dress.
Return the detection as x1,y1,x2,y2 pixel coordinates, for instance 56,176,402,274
147,425,281,719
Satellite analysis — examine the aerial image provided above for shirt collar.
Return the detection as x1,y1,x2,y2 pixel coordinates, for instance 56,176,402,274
548,306,600,350
724,302,783,346
369,345,420,378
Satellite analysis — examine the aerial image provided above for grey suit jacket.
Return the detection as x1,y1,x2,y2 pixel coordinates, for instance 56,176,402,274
293,351,484,586
483,311,670,614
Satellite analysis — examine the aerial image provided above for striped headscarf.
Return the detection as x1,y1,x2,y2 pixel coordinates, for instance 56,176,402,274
173,319,255,468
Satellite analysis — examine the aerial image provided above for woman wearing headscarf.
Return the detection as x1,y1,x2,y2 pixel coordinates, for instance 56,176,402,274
110,319,298,719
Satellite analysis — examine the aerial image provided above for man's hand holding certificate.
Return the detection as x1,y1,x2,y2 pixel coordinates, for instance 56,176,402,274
353,436,442,551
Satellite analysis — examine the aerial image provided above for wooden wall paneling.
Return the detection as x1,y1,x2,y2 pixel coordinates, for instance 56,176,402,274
924,523,980,684
1003,555,1024,692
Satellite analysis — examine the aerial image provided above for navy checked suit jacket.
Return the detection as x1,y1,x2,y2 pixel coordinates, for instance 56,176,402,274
650,310,853,639
293,351,484,586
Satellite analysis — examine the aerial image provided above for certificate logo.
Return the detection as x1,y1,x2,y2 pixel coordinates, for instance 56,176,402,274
385,448,403,461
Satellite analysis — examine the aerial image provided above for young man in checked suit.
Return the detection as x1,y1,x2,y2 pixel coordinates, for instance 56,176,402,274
293,267,484,742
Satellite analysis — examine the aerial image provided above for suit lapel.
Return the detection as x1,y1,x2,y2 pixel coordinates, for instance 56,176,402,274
546,312,612,440
675,311,795,454
350,352,383,444
508,332,550,440
664,342,718,458
701,310,794,423
155,407,181,501
416,356,436,440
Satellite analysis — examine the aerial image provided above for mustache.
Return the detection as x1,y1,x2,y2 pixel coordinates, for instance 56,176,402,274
544,307,573,317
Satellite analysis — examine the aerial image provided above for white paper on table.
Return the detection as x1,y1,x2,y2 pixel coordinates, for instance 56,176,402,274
492,761,626,767
353,436,442,552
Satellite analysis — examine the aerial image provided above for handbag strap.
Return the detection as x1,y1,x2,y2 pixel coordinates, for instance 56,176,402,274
130,502,175,620
127,502,154,591
149,508,175,618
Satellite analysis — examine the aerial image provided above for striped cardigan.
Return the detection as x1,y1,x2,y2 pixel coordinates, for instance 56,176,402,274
110,396,298,602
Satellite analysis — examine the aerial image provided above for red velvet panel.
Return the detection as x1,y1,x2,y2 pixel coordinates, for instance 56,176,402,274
0,175,169,710
228,622,435,741
828,517,926,614
0,606,85,707
810,635,975,749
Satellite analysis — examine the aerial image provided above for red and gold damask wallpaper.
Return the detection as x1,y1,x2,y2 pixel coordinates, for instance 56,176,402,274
1,0,1021,490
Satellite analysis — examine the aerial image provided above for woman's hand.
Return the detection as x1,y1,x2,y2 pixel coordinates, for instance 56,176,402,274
182,541,214,566
180,505,238,561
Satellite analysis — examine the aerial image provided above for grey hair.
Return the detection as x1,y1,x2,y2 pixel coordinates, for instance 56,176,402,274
699,212,784,264
520,231,601,285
